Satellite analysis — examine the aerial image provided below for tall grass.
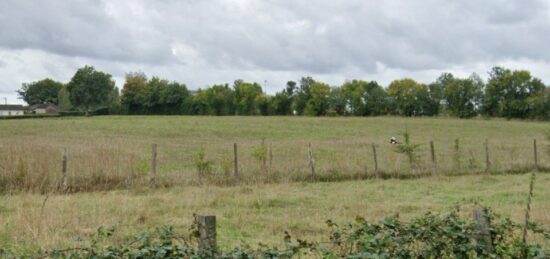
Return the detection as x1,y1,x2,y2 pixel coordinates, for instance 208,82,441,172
0,116,548,193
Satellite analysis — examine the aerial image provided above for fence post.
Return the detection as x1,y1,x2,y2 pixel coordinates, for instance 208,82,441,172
430,141,436,173
484,139,490,172
454,138,461,172
473,207,494,253
371,143,378,177
197,215,217,256
233,143,239,185
262,138,268,172
62,148,68,191
151,144,157,188
308,143,316,181
269,142,273,169
533,139,538,169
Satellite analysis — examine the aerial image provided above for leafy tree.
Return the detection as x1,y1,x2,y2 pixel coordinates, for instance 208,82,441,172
483,67,545,118
121,73,190,115
193,84,235,115
57,85,72,111
67,66,116,116
271,81,296,115
294,77,315,115
271,92,292,115
341,80,368,116
445,74,484,118
121,72,148,114
17,78,63,105
191,89,211,115
255,94,272,116
327,86,346,116
233,80,263,115
364,81,391,116
158,81,190,115
527,87,550,120
388,78,436,116
304,81,331,116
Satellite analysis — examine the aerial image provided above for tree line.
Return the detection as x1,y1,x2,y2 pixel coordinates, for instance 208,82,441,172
17,65,550,119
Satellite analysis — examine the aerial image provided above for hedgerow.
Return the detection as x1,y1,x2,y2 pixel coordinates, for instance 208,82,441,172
3,208,548,258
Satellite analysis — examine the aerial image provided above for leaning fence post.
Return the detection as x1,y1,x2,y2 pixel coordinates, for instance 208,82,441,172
473,207,494,253
484,139,490,172
62,148,68,191
308,143,316,181
151,144,157,188
233,143,239,185
371,143,379,177
533,139,538,169
197,215,217,256
430,141,436,173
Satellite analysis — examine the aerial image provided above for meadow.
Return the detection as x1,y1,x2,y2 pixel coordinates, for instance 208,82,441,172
0,116,549,254
0,116,548,192
1,174,549,254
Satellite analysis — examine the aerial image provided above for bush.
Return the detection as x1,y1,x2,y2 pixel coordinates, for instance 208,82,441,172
0,114,60,120
16,207,549,258
194,150,213,180
59,111,86,116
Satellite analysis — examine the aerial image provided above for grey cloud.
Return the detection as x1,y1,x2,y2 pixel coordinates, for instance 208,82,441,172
0,0,549,93
0,0,173,64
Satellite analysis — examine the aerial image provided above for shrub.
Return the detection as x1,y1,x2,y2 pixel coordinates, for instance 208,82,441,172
194,150,213,180
19,207,549,258
394,131,421,169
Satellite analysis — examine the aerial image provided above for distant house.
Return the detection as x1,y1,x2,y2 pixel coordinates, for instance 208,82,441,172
0,104,25,116
30,103,60,114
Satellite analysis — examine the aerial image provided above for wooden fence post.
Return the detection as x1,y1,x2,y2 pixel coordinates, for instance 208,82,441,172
484,139,490,172
533,139,538,169
62,148,68,191
308,143,316,181
454,138,461,171
262,138,268,172
473,207,494,253
269,142,273,169
430,141,436,173
233,143,239,185
197,215,217,256
371,143,378,177
151,144,157,188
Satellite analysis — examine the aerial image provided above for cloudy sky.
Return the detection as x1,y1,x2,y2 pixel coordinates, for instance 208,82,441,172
1,0,549,104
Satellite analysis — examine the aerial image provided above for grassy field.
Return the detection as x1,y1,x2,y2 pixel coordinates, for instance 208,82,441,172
1,174,549,254
0,116,549,254
0,116,548,192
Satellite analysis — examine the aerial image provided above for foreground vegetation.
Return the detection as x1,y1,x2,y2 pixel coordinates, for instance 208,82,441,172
10,208,549,258
1,174,549,256
0,116,548,193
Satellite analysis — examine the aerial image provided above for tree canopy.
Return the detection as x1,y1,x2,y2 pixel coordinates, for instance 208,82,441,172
17,65,549,120
67,66,116,115
17,78,63,105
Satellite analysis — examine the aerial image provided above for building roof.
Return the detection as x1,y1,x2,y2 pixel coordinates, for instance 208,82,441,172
0,104,24,111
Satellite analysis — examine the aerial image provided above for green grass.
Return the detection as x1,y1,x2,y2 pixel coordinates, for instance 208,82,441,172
0,116,548,192
0,116,549,254
0,174,549,254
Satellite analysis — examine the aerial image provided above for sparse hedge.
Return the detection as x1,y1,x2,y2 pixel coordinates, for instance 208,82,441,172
0,114,60,120
4,208,547,258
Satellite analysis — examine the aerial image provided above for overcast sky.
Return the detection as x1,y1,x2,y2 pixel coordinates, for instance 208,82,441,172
1,0,549,104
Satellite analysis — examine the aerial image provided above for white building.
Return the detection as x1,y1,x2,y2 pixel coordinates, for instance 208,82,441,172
0,105,25,116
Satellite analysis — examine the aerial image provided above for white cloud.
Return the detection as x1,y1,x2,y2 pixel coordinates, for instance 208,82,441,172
0,0,549,104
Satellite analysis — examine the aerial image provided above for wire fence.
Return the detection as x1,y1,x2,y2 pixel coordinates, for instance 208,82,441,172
0,137,548,193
